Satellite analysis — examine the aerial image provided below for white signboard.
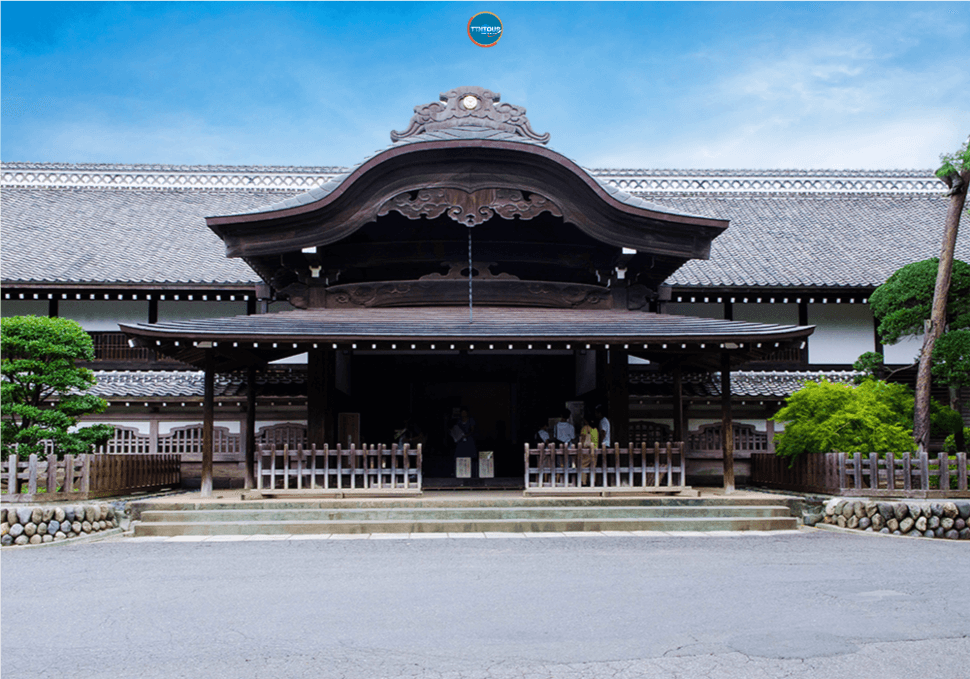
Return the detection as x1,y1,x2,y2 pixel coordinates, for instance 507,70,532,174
479,451,494,478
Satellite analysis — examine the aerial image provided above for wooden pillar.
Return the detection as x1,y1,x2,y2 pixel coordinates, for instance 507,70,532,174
149,419,159,454
244,365,257,489
721,352,735,493
201,349,215,497
307,349,334,447
48,297,59,318
672,363,684,443
798,301,809,364
148,298,158,324
608,348,630,447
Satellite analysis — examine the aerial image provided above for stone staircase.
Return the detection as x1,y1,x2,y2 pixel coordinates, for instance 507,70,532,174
130,496,799,536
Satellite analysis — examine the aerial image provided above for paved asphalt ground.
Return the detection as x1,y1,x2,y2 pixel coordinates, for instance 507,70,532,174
2,529,968,679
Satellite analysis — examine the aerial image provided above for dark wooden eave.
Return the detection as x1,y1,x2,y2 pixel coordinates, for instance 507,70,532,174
205,141,728,263
122,307,813,372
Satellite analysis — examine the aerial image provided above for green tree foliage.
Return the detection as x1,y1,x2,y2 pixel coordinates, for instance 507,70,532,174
868,258,970,344
772,378,917,461
931,329,970,389
1,316,113,459
852,351,887,382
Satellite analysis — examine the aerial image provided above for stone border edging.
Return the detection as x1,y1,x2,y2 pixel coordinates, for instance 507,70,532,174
1,503,121,547
819,498,970,540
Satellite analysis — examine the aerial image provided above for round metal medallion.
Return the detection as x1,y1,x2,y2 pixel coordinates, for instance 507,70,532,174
461,95,479,110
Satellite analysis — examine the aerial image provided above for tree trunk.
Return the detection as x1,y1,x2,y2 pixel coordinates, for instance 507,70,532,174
914,168,969,451
950,386,966,452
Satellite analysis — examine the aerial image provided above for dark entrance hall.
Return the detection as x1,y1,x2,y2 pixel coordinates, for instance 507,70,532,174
347,352,580,483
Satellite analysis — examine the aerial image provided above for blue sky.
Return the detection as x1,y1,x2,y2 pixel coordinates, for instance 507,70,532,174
2,2,967,169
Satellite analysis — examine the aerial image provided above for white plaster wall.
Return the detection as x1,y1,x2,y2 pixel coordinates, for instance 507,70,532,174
633,418,674,428
60,300,149,331
807,303,875,365
267,301,298,313
85,421,152,435
883,334,922,365
270,352,309,365
1,300,49,317
665,302,723,319
159,421,242,434
157,301,247,321
734,303,798,325
688,418,768,431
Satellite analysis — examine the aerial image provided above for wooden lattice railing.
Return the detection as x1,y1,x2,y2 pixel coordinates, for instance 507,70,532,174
256,443,422,493
88,332,180,363
1,453,181,502
751,451,970,498
524,443,687,493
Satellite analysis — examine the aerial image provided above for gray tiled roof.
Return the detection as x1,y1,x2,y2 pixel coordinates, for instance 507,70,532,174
88,370,306,399
630,369,859,398
651,195,967,288
231,127,676,217
122,307,812,343
1,188,269,285
2,163,964,289
89,368,854,400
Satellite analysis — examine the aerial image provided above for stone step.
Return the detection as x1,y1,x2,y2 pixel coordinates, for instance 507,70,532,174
138,505,793,524
133,514,799,536
129,495,789,517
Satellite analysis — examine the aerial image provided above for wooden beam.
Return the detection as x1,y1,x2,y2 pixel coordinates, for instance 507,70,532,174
672,363,684,442
245,365,257,490
721,352,735,493
609,348,630,447
307,349,333,447
201,349,215,497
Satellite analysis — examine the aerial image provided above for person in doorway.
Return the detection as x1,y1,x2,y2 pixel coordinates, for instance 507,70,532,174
536,422,551,444
595,406,611,447
578,415,599,486
554,409,576,445
453,407,477,475
579,416,598,449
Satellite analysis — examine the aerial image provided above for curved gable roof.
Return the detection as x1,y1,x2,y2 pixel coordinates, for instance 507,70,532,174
205,87,729,264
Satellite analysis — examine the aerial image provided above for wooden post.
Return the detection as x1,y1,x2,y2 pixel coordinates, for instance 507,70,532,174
720,352,735,493
679,442,686,487
46,453,58,493
672,363,684,443
80,454,91,494
200,349,215,497
766,419,776,454
7,454,17,495
245,365,257,489
28,454,38,495
957,452,968,491
920,451,930,491
608,348,630,448
307,349,333,447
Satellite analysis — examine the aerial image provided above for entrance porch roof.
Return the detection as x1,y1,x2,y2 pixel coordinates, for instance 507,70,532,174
122,307,813,371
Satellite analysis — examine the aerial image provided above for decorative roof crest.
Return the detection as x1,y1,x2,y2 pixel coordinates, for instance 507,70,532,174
391,86,550,144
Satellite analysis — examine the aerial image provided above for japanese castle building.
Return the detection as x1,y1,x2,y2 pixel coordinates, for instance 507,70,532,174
2,86,967,491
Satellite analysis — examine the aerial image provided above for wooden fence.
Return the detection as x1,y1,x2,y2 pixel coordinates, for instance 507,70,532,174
524,442,688,494
256,443,422,494
751,451,970,498
1,453,181,502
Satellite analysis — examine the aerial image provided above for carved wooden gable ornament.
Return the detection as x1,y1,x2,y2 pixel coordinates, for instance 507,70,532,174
391,86,550,144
